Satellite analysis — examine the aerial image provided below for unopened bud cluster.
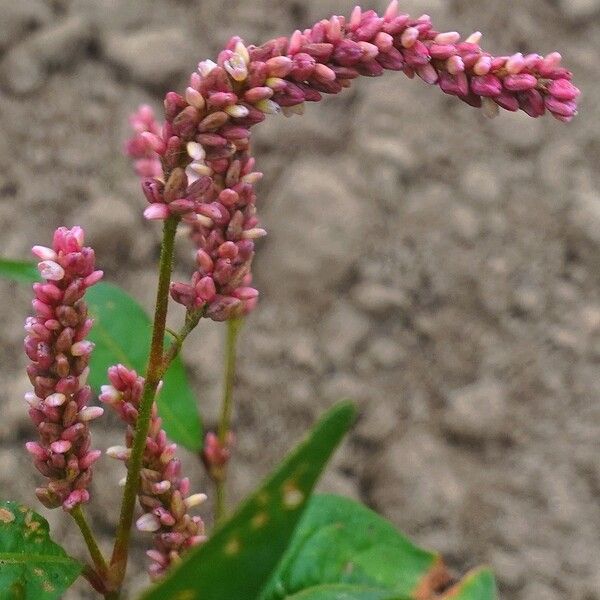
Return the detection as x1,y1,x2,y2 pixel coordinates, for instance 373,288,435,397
24,227,104,511
202,431,234,482
125,105,164,179
100,365,207,580
126,2,579,321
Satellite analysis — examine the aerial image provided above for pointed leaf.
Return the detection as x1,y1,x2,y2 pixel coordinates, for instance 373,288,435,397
0,501,82,600
260,495,495,600
0,259,202,451
139,402,357,600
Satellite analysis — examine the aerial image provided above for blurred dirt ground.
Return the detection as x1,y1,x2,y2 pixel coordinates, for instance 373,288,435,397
0,0,599,598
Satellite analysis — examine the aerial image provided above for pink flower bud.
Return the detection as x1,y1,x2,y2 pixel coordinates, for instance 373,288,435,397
45,393,67,407
32,246,58,261
141,131,167,154
144,204,170,221
78,406,104,421
137,513,161,532
503,73,538,92
401,27,419,48
548,79,580,101
50,440,72,454
38,261,65,281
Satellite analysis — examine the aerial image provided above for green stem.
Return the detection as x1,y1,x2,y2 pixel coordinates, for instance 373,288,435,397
162,308,203,371
72,506,118,598
70,506,108,580
109,217,179,587
214,316,243,523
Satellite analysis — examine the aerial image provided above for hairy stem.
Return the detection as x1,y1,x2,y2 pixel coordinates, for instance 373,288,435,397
109,216,179,587
214,316,243,522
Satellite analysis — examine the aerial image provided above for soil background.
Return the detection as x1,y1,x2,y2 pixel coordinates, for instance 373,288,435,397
0,1,599,598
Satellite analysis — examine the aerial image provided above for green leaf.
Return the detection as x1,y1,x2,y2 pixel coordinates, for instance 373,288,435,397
0,259,41,284
0,259,202,451
260,495,495,600
139,402,357,600
0,501,82,600
284,584,403,600
444,568,497,600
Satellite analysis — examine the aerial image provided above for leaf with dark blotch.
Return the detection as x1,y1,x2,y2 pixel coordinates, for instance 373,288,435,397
139,402,357,600
0,501,82,600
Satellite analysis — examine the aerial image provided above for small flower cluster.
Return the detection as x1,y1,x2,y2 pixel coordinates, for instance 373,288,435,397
126,2,578,321
125,104,164,179
24,227,104,511
100,365,207,580
202,431,234,482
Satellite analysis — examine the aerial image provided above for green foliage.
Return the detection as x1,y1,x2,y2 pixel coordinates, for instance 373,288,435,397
446,568,497,600
0,260,40,284
140,402,357,600
260,494,436,600
283,585,402,599
260,495,497,600
0,501,82,600
0,258,202,450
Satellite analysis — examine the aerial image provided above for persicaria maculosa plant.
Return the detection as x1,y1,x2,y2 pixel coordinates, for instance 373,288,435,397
0,3,579,599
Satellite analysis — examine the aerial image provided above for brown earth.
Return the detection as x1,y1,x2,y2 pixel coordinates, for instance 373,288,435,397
0,1,599,598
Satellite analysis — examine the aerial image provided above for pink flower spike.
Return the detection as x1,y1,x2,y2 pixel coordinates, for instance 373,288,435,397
102,365,207,579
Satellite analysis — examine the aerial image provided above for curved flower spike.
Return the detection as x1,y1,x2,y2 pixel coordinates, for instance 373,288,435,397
125,4,579,322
